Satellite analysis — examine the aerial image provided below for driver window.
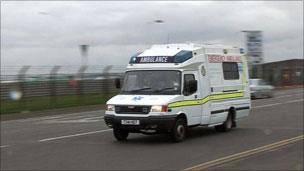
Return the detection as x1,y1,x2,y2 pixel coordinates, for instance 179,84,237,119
184,74,195,83
184,74,195,88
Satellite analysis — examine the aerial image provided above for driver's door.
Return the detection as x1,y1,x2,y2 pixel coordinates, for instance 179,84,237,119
182,71,202,125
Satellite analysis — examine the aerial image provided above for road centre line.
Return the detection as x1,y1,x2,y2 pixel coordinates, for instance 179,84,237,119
16,110,104,122
61,116,104,120
275,93,303,99
275,89,303,96
285,99,304,103
0,145,10,148
50,115,104,122
253,98,303,109
183,135,304,171
253,103,282,109
38,129,112,142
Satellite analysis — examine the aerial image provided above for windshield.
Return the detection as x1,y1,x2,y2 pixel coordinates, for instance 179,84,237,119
121,70,181,95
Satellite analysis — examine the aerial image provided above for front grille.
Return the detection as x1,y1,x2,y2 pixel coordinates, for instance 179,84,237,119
115,105,151,114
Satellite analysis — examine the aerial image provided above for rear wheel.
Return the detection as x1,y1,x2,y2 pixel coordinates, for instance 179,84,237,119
170,118,187,142
113,128,129,141
215,113,233,132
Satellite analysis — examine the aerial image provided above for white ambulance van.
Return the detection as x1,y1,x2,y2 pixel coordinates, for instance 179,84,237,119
104,43,251,142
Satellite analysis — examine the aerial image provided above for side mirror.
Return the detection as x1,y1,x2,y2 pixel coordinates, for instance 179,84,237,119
115,78,121,89
184,80,197,95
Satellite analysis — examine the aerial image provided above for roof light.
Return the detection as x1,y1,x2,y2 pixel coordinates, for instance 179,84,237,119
174,50,193,63
240,48,245,54
129,52,142,64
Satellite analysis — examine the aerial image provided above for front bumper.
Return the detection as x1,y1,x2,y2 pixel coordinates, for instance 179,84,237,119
104,115,177,133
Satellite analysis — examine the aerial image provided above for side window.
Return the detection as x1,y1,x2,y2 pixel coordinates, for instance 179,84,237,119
184,74,195,86
223,62,239,80
183,74,197,96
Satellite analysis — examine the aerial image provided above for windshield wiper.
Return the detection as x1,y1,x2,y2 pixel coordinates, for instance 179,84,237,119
153,87,175,92
129,87,152,92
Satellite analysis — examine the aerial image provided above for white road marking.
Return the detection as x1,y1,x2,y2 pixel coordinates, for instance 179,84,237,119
253,98,303,109
285,99,304,104
275,93,303,99
0,145,10,148
16,110,104,123
275,89,303,96
36,116,104,124
38,129,112,142
58,115,104,121
253,103,282,109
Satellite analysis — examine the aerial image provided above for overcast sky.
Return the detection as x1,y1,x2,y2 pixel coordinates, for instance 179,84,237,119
1,1,303,67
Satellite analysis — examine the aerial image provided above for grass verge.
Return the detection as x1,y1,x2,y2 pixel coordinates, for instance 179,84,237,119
0,93,117,115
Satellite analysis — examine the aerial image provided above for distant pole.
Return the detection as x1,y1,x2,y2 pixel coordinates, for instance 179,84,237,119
79,44,89,66
153,19,169,44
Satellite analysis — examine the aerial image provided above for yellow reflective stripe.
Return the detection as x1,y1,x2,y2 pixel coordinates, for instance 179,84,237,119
210,91,244,100
168,99,201,108
168,92,244,108
199,96,210,104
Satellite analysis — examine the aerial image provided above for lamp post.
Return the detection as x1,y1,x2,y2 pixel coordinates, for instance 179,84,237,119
78,45,89,102
152,19,170,44
79,44,89,67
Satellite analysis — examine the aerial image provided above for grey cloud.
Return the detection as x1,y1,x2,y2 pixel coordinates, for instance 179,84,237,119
1,1,303,66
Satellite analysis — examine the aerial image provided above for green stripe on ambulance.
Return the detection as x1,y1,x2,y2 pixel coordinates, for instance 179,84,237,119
168,91,244,108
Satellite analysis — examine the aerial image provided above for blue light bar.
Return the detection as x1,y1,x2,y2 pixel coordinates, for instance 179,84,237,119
174,50,193,63
129,52,142,64
240,48,245,54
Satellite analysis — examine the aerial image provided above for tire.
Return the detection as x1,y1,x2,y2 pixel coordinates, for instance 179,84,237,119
113,128,129,141
215,113,233,132
170,117,187,142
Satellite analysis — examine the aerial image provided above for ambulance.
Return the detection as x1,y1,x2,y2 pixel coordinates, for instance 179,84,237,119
104,43,251,142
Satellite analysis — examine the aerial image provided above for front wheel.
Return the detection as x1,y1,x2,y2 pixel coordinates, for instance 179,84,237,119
113,128,129,141
170,118,187,142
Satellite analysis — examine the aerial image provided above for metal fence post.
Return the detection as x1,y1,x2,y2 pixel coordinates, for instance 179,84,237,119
77,65,88,103
49,66,61,108
101,65,113,99
17,66,30,111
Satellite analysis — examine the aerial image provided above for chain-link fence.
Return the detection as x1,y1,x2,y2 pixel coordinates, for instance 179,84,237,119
0,65,125,114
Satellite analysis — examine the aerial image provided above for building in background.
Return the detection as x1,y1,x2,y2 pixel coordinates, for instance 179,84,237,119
257,59,303,87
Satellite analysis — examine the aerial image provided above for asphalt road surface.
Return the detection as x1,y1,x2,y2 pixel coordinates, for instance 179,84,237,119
1,88,303,170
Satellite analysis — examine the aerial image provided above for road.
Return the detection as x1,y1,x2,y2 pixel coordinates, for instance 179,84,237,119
1,88,303,170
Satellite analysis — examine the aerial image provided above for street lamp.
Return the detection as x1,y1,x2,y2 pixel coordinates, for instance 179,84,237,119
153,19,164,23
152,19,170,44
79,44,89,67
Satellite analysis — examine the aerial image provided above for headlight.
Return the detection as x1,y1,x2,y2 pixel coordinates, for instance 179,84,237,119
106,104,115,111
151,105,168,112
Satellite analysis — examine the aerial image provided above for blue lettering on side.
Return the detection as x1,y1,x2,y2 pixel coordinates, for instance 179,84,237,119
132,96,144,101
